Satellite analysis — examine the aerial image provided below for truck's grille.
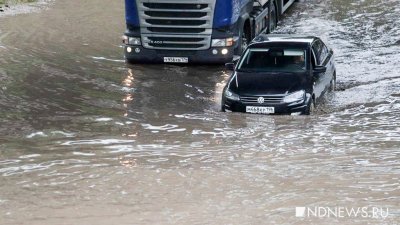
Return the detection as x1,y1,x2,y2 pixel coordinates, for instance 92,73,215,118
240,95,285,104
137,0,215,50
147,27,206,33
145,19,206,26
144,11,207,18
143,35,209,49
143,3,208,10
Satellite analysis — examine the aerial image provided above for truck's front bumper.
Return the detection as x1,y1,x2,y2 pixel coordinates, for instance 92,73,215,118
124,45,235,64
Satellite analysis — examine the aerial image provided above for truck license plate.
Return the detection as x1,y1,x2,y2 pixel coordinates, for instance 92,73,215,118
164,57,188,63
246,106,275,114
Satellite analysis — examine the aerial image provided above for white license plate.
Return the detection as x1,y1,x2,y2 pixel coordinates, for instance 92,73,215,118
164,57,188,63
246,106,275,114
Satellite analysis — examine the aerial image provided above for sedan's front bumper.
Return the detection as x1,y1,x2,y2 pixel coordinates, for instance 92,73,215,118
222,96,312,115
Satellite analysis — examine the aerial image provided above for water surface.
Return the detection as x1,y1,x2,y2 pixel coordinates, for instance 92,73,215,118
0,0,399,224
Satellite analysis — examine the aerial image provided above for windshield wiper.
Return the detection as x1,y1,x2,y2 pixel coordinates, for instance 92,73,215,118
237,69,257,72
237,69,301,74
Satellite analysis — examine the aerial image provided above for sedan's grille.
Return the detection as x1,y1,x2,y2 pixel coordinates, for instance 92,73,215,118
240,95,285,104
137,0,215,50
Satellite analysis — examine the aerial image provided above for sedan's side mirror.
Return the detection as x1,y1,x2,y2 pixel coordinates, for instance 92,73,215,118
314,66,327,74
225,62,235,71
232,55,240,62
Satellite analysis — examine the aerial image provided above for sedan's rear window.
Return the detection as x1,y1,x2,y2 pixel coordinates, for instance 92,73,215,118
237,48,307,72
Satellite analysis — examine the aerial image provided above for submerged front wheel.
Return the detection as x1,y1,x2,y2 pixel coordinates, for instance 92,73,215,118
330,71,337,92
305,98,315,115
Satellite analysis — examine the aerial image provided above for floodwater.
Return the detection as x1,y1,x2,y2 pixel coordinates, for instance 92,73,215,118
0,0,399,224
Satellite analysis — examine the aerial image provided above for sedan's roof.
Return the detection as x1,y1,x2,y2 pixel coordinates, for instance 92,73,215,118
249,34,318,48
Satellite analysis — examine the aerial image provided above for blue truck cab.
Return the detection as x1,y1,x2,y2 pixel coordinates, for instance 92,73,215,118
123,0,295,63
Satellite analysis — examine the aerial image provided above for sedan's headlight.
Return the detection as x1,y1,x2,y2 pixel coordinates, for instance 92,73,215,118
212,38,234,47
224,89,240,101
283,90,305,103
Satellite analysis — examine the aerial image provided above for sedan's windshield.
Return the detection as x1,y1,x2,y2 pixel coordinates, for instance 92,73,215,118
237,48,307,72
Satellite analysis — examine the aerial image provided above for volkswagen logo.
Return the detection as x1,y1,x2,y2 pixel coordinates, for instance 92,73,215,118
257,97,265,104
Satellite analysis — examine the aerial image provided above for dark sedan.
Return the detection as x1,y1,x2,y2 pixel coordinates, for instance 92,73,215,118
221,34,336,115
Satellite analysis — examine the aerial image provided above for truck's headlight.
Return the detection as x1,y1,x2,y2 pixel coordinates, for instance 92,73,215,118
126,37,141,45
224,89,240,101
283,90,305,103
122,35,129,44
212,38,234,47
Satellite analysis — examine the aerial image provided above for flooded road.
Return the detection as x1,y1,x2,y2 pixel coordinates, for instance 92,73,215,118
0,0,399,224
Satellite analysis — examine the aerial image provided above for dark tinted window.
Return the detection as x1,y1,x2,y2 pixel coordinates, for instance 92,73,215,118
312,39,329,65
238,48,307,72
320,41,329,63
312,41,321,65
311,49,317,67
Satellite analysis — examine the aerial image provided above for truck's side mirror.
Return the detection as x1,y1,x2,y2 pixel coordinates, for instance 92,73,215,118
313,66,327,74
225,62,235,71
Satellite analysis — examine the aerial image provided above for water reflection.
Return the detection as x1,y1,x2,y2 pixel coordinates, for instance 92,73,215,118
0,0,400,224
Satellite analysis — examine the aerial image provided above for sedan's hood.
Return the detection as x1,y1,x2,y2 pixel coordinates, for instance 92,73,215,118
230,71,308,96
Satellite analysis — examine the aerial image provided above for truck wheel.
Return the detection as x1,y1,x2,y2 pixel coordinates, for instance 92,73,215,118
235,23,250,55
268,1,277,33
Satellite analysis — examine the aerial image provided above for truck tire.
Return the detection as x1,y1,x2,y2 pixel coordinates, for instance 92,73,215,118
235,22,250,55
268,1,277,33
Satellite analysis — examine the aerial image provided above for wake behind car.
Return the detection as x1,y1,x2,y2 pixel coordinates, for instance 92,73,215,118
221,34,336,115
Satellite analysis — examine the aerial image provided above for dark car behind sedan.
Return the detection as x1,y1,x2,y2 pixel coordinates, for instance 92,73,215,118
221,34,336,115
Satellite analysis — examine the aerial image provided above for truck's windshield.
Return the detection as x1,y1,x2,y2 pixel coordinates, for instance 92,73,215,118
237,48,307,72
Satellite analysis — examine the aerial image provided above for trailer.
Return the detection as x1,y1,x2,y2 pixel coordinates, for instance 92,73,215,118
123,0,296,63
